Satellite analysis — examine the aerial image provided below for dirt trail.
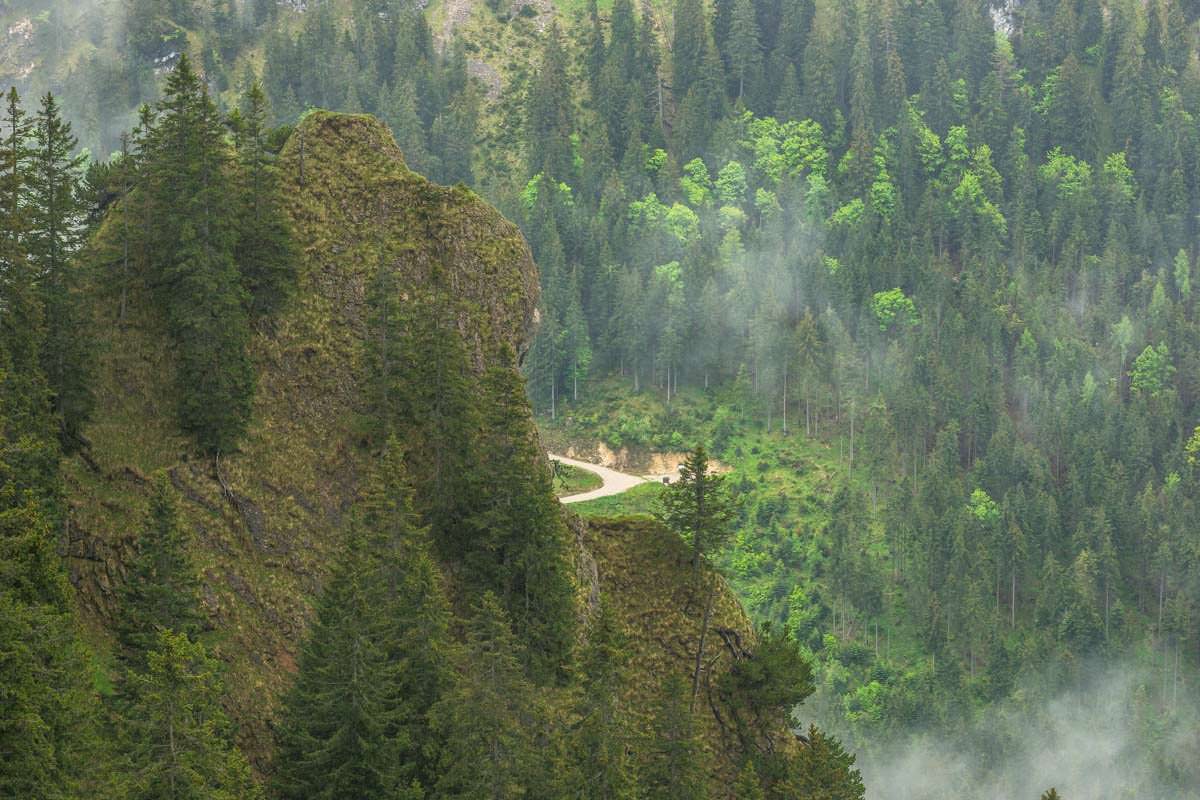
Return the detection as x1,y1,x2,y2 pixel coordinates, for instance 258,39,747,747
550,453,658,504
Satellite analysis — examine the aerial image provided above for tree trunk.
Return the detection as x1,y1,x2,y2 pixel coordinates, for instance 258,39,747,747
691,579,716,713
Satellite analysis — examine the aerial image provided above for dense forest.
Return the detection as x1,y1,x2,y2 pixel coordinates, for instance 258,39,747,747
3,0,1200,797
0,24,860,800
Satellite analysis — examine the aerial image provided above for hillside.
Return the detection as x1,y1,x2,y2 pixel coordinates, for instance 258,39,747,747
59,109,806,788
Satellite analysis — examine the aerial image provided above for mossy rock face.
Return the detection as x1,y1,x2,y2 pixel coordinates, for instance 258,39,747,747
62,111,781,782
582,517,798,786
64,111,540,763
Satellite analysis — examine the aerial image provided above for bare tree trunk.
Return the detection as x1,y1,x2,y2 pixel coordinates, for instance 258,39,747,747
849,399,855,468
691,579,716,713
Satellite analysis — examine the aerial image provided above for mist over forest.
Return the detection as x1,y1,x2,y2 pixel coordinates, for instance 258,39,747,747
3,0,1200,798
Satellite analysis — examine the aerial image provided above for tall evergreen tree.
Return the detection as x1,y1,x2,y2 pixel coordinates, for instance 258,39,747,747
573,602,640,800
642,674,707,800
122,629,261,800
115,472,203,671
142,55,255,455
727,0,764,104
28,92,93,451
429,592,542,800
472,356,577,683
231,81,296,320
525,23,575,182
274,441,450,800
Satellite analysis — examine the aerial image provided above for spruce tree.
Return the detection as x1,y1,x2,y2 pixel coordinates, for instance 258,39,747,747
727,0,763,104
733,761,766,800
123,629,261,800
429,592,541,800
29,92,93,451
525,23,575,182
672,0,708,103
142,55,255,455
0,432,98,799
274,442,450,800
115,472,203,671
473,356,577,683
643,674,707,800
232,81,296,320
573,602,640,800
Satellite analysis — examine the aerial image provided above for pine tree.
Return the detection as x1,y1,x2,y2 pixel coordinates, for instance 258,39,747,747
123,629,261,800
727,0,763,104
733,761,765,800
775,63,803,121
0,435,98,799
28,92,93,451
472,356,577,683
785,725,865,800
643,674,707,800
657,445,738,583
672,0,708,103
429,592,541,800
525,24,574,182
0,98,62,504
115,472,203,671
142,55,255,455
232,81,296,320
274,441,450,799
365,271,479,553
573,602,640,800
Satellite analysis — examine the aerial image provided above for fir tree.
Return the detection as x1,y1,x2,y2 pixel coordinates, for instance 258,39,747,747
274,442,450,799
726,0,763,104
115,472,203,671
573,602,640,800
231,81,296,320
28,92,93,451
473,356,577,683
525,23,575,182
122,630,261,800
643,674,707,800
142,55,255,455
0,436,98,799
672,0,708,103
733,761,765,800
429,592,541,800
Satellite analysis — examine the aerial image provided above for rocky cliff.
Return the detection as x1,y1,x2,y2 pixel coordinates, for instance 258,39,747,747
63,112,783,782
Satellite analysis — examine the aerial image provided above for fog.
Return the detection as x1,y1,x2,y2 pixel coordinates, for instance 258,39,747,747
809,661,1200,800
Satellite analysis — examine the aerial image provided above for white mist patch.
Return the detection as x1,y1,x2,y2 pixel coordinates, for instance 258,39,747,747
845,664,1200,800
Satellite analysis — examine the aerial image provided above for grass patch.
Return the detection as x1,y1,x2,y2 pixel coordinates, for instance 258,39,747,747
551,462,603,497
571,480,665,517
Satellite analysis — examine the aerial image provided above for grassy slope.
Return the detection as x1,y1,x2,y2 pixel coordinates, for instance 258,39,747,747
63,112,786,786
64,111,539,762
581,515,801,787
552,462,603,496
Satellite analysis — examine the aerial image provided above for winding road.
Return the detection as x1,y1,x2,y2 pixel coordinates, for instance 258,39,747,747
549,453,652,504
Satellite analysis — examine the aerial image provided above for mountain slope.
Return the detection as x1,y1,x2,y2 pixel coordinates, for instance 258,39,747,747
61,111,798,786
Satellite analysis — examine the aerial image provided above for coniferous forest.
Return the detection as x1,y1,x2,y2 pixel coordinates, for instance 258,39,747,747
4,0,1200,798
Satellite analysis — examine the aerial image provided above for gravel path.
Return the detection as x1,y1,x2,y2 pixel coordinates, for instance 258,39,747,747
549,453,651,504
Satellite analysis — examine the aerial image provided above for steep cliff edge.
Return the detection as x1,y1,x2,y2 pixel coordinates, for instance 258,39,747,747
62,112,787,781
